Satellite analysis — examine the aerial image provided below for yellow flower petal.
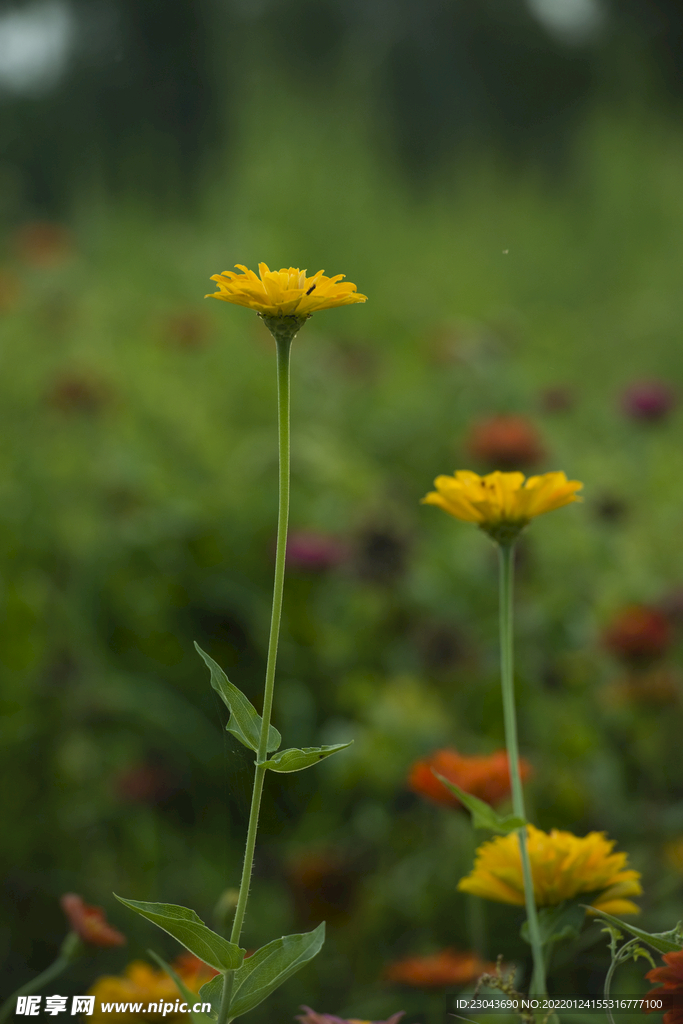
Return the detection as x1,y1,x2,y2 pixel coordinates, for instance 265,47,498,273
422,469,582,542
206,263,367,319
457,825,641,913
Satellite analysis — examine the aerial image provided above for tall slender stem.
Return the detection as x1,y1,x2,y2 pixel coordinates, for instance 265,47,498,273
0,955,72,1024
498,543,546,997
218,336,293,1024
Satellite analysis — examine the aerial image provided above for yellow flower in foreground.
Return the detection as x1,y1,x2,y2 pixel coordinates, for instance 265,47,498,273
422,470,582,544
206,264,367,318
88,954,217,1022
458,824,642,915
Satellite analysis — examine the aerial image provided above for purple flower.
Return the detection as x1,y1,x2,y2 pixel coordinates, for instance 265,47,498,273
296,1008,407,1024
286,531,347,572
621,380,676,422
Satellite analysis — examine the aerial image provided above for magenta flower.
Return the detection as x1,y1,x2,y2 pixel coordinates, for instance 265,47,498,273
296,1008,407,1024
286,531,347,572
621,380,676,422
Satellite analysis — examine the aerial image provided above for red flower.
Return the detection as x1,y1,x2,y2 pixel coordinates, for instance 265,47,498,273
465,415,545,470
60,894,126,947
602,605,672,665
407,748,531,809
645,950,683,1024
385,949,495,988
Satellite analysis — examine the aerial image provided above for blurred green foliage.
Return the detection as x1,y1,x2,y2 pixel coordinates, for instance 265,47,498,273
3,77,683,1019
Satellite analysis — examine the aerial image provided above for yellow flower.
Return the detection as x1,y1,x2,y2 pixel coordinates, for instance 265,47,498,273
422,470,582,544
206,264,367,318
88,954,218,1022
457,824,642,915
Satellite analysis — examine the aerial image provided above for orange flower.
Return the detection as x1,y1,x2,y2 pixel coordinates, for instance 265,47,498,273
60,894,126,947
14,221,73,266
466,415,545,470
407,748,531,809
645,950,683,1024
385,949,495,989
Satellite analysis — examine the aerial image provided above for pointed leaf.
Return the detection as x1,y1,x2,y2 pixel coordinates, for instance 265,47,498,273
433,773,526,833
521,902,585,948
198,973,225,1016
229,922,325,1018
148,950,217,1023
115,896,245,972
261,743,353,773
585,908,683,953
195,643,280,754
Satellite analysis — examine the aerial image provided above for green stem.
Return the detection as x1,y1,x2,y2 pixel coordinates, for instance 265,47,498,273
217,336,293,1024
498,543,546,997
0,954,72,1024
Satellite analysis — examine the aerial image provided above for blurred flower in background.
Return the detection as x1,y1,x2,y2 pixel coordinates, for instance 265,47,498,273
422,470,582,543
45,369,112,415
620,380,676,423
0,267,21,312
114,758,180,806
384,949,495,988
354,525,409,585
465,414,546,469
89,954,218,1022
296,1008,406,1024
286,530,348,574
602,605,672,666
604,667,680,707
663,838,683,875
286,848,360,926
60,894,125,947
161,311,211,350
407,748,531,809
13,220,73,266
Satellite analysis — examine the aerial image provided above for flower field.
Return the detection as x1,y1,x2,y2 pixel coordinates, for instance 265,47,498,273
3,92,683,1022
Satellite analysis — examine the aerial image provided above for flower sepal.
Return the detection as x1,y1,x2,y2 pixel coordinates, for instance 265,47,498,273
520,899,586,949
432,772,526,834
480,521,529,546
260,313,310,346
586,908,683,955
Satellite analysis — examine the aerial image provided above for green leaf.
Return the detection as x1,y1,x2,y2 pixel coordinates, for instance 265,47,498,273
194,643,280,754
521,902,586,948
585,908,683,953
197,973,225,1016
261,743,353,773
228,922,325,1018
432,773,526,833
147,950,217,1023
114,896,245,972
